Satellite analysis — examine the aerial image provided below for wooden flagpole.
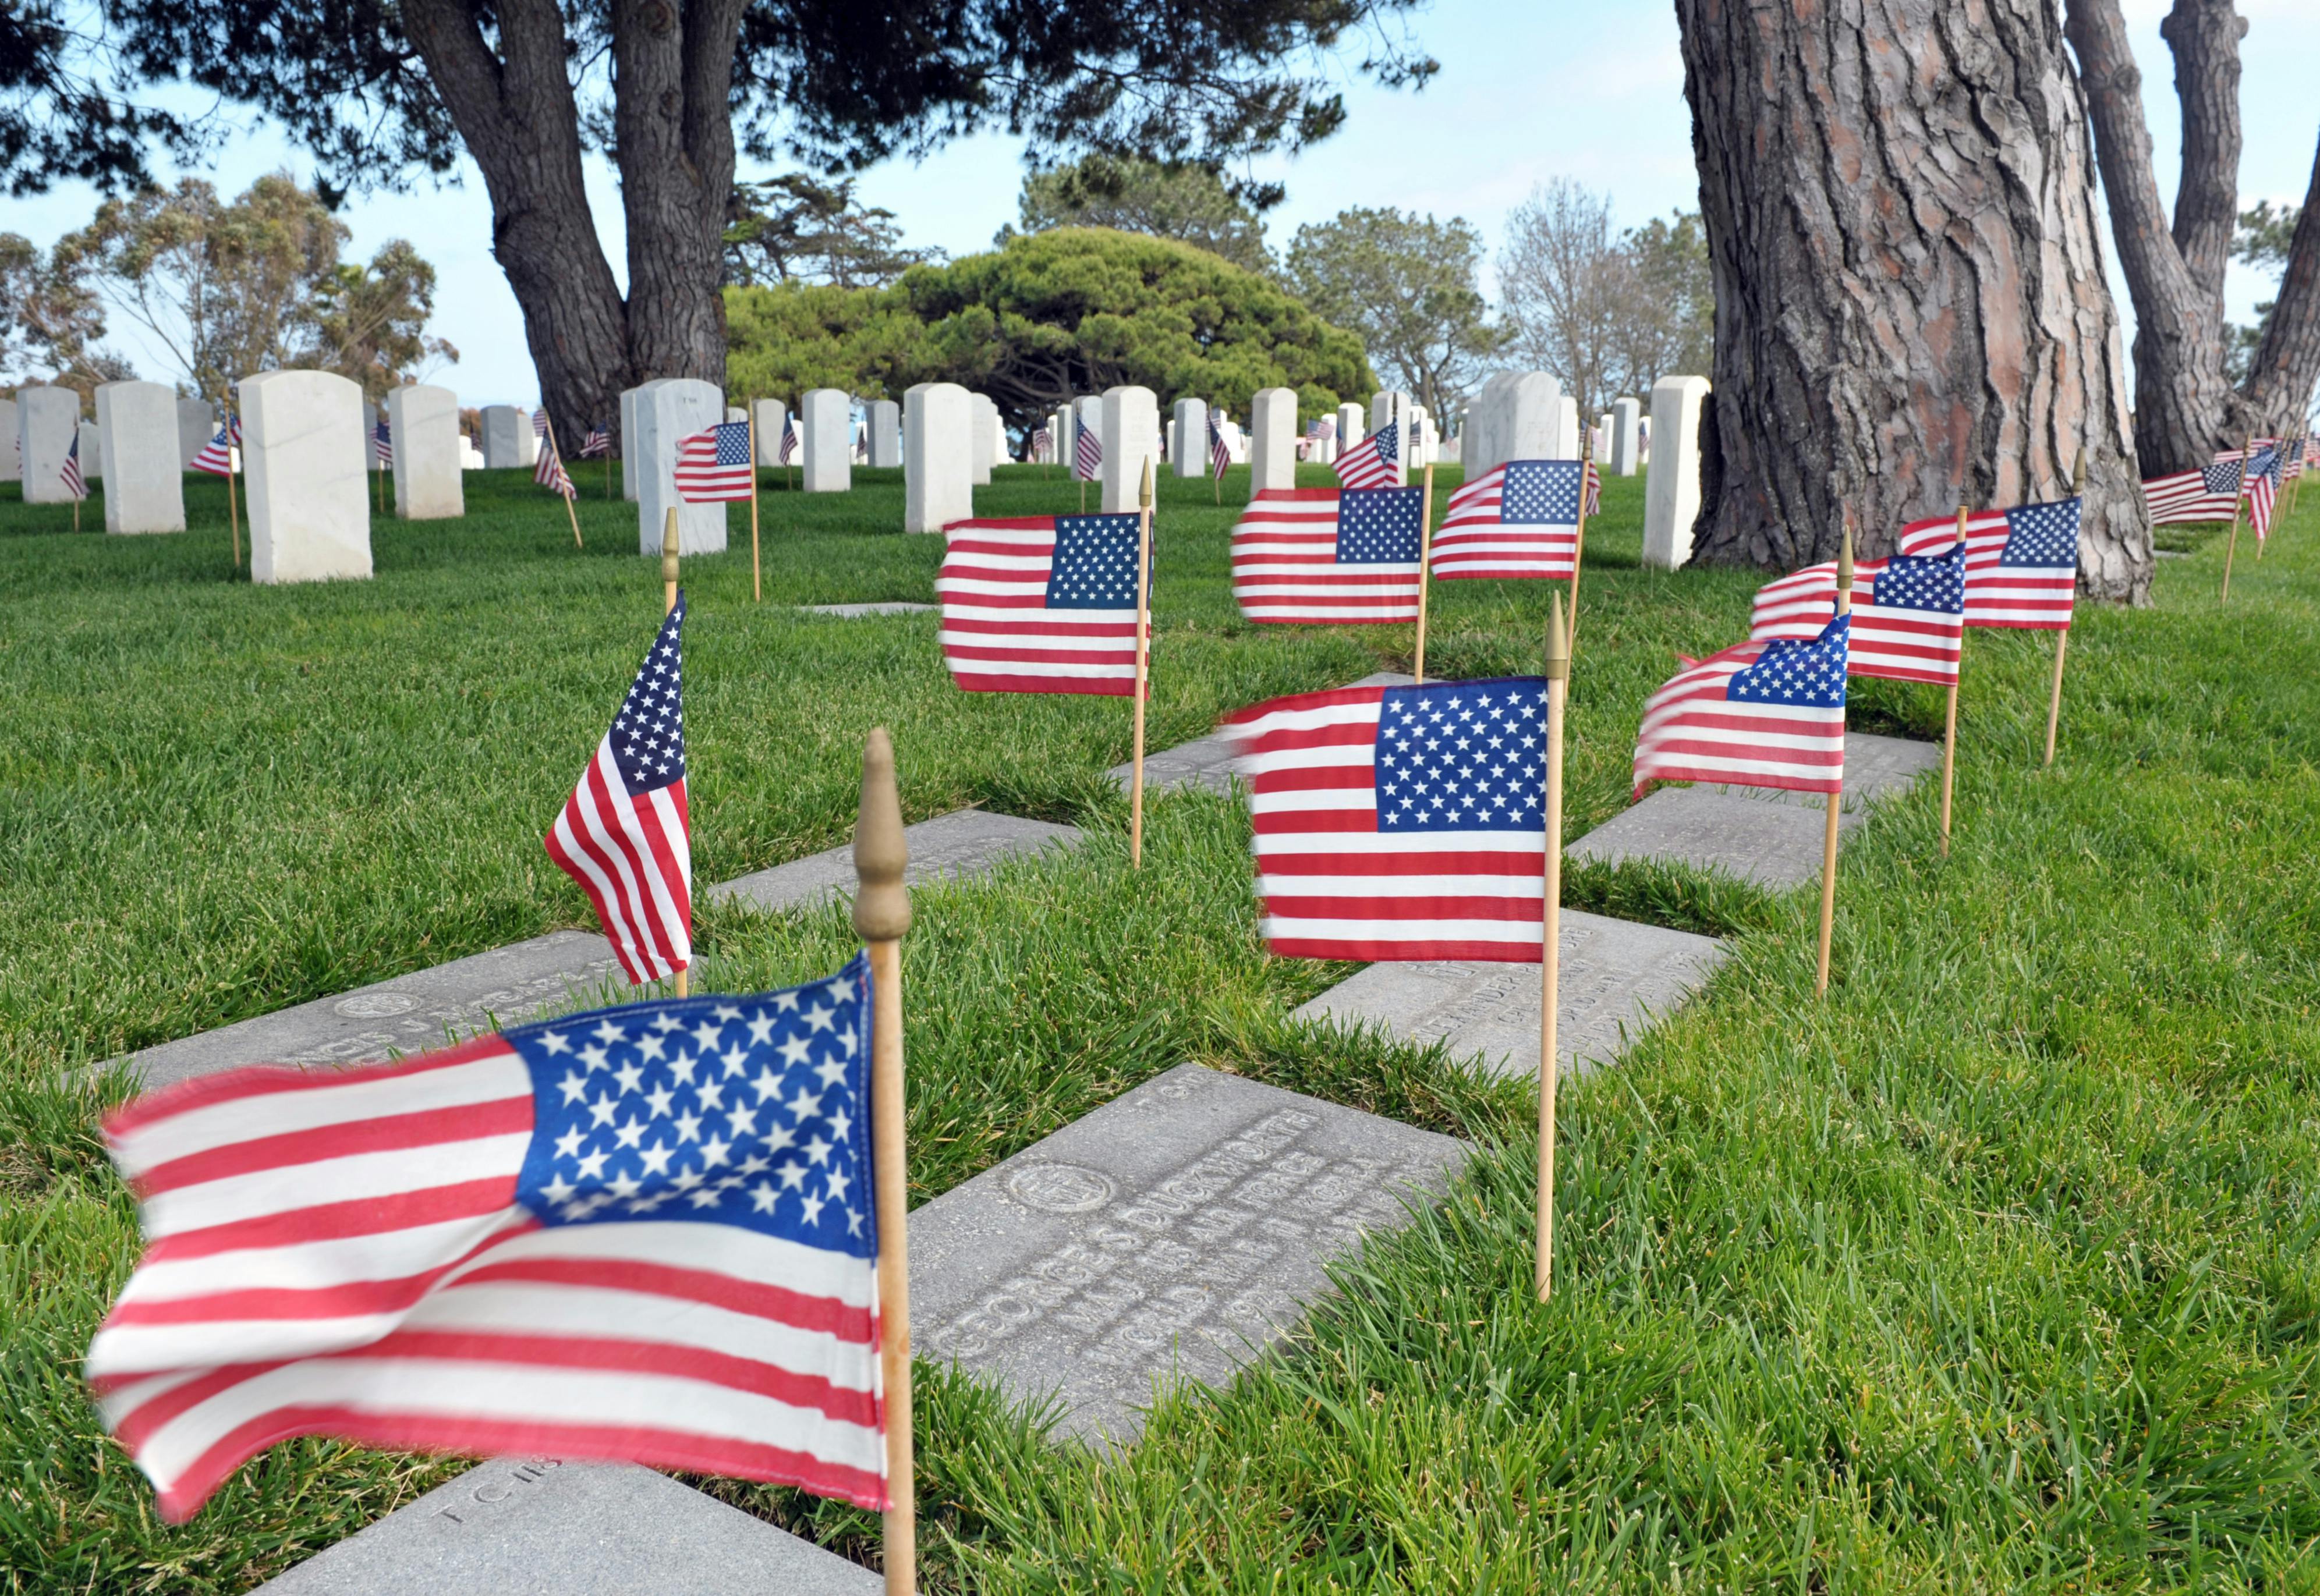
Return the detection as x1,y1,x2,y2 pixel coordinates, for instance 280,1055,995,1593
1212,415,1223,507
2220,433,2253,602
2043,451,2084,767
1131,458,1154,870
1939,504,1964,854
226,430,240,570
1412,460,1437,682
1815,523,1854,998
852,728,917,1596
542,414,584,548
1536,588,1570,1301
661,507,686,999
747,403,761,602
1567,438,1594,651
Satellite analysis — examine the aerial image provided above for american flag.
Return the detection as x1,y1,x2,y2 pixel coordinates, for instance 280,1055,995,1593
2143,453,2250,524
2244,442,2282,540
534,434,576,499
373,420,394,468
936,514,1147,696
1334,421,1399,491
1030,424,1051,463
545,601,692,985
190,417,239,478
86,962,890,1523
61,431,86,499
1209,412,1232,481
1632,613,1850,798
1749,545,1965,686
778,415,799,467
1232,487,1425,625
674,421,756,503
1895,496,2080,629
532,407,550,439
1432,460,1589,580
578,423,612,460
1075,417,1103,482
1221,678,1550,961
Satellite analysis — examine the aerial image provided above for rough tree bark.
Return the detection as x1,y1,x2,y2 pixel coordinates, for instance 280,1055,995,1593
2244,135,2320,430
396,0,745,448
1674,0,2149,602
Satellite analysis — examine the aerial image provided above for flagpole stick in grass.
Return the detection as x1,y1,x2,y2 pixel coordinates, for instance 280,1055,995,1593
543,414,584,549
1816,523,1854,998
660,507,688,998
1568,435,1594,653
747,403,761,604
1537,588,1570,1303
852,726,918,1596
1412,461,1438,683
226,440,240,570
2043,450,2087,768
1131,457,1154,870
2220,433,2253,602
1939,503,1965,854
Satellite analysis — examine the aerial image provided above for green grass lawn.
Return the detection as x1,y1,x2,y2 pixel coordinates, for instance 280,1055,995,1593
4,460,2318,1591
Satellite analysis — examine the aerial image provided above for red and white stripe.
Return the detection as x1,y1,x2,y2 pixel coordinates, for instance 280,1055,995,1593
1222,686,1547,961
1896,508,2076,629
544,736,692,984
1633,639,1847,797
2142,467,2239,524
534,438,575,498
190,420,238,478
1333,432,1397,491
90,1040,885,1522
1749,560,1962,686
1430,464,1576,580
673,429,754,502
935,517,1143,696
1231,489,1421,625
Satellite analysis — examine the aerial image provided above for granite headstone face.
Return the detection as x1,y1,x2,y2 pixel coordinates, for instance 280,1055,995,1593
479,405,536,470
1099,385,1160,513
619,384,649,499
1556,395,1581,458
387,384,464,521
176,397,217,467
77,418,102,478
94,380,186,533
1642,375,1710,570
1170,397,1207,480
750,398,786,466
1610,396,1642,476
19,387,81,500
1336,402,1366,459
633,377,725,556
909,1062,1467,1447
968,393,998,487
241,369,373,584
1248,387,1298,492
0,396,16,482
801,387,852,493
903,382,973,533
866,399,900,468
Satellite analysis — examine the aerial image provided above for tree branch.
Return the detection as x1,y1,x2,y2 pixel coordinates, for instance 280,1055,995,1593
2242,132,2320,430
2156,0,2245,305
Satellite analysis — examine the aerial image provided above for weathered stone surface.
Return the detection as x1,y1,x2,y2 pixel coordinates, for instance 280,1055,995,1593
1336,402,1365,460
801,601,936,617
867,400,900,468
1642,376,1710,570
1099,385,1159,513
635,378,725,556
1556,396,1580,457
0,396,16,482
253,1459,877,1595
177,398,217,467
802,388,852,493
910,1062,1467,1448
620,385,646,500
1462,372,1563,479
751,398,786,467
904,382,973,533
1610,396,1642,476
122,931,625,1091
480,405,537,470
388,384,464,520
241,369,373,584
1292,911,1726,1080
95,380,186,533
711,810,1081,914
1107,673,1415,794
1248,388,1298,492
1170,397,1206,480
968,393,998,487
77,418,102,478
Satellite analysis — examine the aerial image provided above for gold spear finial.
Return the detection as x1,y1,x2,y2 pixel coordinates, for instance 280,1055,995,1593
1545,588,1570,682
852,727,911,942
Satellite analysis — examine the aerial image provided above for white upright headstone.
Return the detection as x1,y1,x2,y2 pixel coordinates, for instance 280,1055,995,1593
726,406,748,424
1610,396,1642,476
176,398,217,468
968,395,998,487
1556,396,1581,457
1595,414,1613,463
1408,406,1436,469
0,397,16,482
1249,388,1298,493
240,369,372,584
634,378,725,555
1463,371,1564,477
621,385,648,499
1099,386,1160,513
904,382,973,533
95,381,185,533
481,405,536,469
1366,391,1411,484
77,420,102,479
750,399,787,466
1170,398,1208,480
1643,376,1712,570
387,383,464,520
801,388,852,493
1336,401,1366,457
17,386,78,502
868,400,901,468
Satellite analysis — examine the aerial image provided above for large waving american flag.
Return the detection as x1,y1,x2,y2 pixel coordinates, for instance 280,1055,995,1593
1895,496,2079,629
87,963,890,1523
1749,545,1965,686
1231,486,1425,624
1333,420,1399,491
1633,614,1849,798
935,513,1147,695
2142,455,2248,524
675,421,755,503
546,601,692,985
1431,459,1596,580
1223,677,1550,960
190,417,239,477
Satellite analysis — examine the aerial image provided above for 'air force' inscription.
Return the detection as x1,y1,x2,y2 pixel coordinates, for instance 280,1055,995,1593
907,1063,1466,1448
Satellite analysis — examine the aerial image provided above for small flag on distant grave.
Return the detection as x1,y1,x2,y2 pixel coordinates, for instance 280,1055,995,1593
373,420,394,468
1750,544,1964,686
936,514,1149,695
532,407,550,439
1075,418,1103,482
1333,420,1398,491
544,600,692,984
1221,677,1551,960
190,418,239,477
1432,460,1589,580
1231,485,1424,623
778,414,799,466
1030,424,1051,463
1632,613,1850,798
60,431,86,499
578,423,612,459
534,433,576,499
674,421,756,503
1209,412,1231,481
1896,496,2080,629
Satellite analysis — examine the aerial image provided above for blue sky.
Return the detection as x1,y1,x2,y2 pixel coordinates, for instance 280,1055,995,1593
9,0,2316,407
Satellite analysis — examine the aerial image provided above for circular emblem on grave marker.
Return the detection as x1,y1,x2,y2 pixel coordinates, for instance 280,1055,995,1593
335,992,419,1018
1005,1162,1114,1214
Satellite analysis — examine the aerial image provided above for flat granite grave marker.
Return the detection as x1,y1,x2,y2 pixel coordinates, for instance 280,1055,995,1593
711,810,1081,913
254,1458,876,1595
909,1062,1467,1448
1293,910,1726,1080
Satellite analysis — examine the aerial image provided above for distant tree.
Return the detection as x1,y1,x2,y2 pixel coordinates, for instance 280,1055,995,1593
1286,206,1504,417
722,278,937,403
311,241,460,403
0,230,106,382
0,4,212,195
724,176,941,290
1613,211,1713,393
1008,155,1273,274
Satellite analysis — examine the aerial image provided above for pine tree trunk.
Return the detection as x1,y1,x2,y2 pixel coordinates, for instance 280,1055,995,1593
1675,0,2150,604
2243,134,2320,436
